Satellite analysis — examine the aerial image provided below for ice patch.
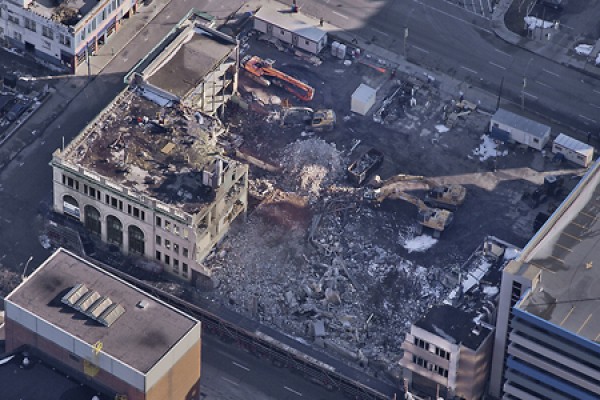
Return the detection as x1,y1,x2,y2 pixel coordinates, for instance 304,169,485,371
472,134,508,161
575,44,594,56
504,247,521,260
402,235,438,253
524,16,553,30
482,285,499,297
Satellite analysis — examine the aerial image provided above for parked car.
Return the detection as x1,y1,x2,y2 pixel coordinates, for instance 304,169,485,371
6,99,32,122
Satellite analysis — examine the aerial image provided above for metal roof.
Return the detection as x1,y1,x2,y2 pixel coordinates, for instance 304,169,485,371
492,108,551,139
254,6,327,43
514,159,600,342
5,249,199,373
554,133,594,154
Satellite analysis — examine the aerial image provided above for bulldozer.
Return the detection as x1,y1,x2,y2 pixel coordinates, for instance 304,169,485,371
364,187,454,237
281,107,336,131
371,174,467,210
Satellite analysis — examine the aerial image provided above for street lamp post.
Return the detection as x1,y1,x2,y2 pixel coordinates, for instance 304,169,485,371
21,256,34,281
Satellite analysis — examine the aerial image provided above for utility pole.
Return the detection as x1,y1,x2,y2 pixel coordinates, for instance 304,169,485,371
521,76,527,111
403,27,409,59
496,76,504,111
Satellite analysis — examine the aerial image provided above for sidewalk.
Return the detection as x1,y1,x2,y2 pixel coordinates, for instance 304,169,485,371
0,0,172,170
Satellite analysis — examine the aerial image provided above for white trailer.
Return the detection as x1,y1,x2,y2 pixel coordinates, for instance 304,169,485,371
552,133,594,167
489,109,551,151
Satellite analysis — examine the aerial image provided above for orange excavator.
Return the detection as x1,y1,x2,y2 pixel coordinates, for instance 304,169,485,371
241,55,315,102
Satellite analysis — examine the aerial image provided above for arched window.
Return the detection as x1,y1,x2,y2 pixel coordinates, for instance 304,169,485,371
128,225,145,255
63,195,80,219
84,205,101,236
106,215,123,247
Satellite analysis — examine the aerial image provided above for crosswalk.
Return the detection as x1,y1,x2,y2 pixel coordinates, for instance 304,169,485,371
445,0,495,19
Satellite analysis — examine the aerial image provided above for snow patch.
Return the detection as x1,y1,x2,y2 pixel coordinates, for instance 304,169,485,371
482,285,499,297
435,124,450,133
402,235,438,253
504,247,521,260
524,16,553,30
462,257,491,293
140,89,172,107
472,134,508,161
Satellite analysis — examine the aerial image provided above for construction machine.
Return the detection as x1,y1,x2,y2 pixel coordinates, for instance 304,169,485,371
241,55,315,102
365,187,453,237
371,174,467,210
281,107,336,131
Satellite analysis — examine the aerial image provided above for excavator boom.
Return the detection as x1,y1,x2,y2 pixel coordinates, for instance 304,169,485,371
242,56,315,101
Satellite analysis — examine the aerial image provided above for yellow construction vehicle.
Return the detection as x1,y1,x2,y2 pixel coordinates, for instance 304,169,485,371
365,187,453,237
281,107,336,131
371,174,466,210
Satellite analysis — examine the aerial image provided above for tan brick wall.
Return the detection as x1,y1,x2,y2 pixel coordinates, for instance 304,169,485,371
147,340,202,400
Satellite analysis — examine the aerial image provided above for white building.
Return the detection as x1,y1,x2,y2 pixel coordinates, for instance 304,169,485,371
0,0,138,72
490,109,551,151
253,6,327,54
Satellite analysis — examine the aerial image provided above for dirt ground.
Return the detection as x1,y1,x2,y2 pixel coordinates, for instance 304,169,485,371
201,33,585,381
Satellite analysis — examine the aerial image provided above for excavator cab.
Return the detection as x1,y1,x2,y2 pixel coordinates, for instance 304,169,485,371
424,184,466,210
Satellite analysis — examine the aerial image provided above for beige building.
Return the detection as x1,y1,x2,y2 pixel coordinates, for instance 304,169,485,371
4,248,202,400
51,85,248,283
401,304,494,400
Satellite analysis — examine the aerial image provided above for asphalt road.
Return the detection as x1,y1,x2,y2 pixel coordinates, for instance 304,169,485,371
291,0,600,135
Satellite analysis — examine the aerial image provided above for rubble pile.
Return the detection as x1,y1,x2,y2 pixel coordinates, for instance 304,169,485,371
280,138,346,199
207,189,452,380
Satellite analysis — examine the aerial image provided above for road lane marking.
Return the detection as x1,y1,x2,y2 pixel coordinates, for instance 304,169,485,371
371,28,390,37
284,386,303,396
579,114,597,123
460,66,478,74
222,377,239,386
489,61,506,70
594,89,600,95
535,80,551,88
412,45,430,54
591,104,600,109
332,10,349,19
232,361,250,371
523,92,537,99
494,48,512,58
542,68,559,77
413,0,492,31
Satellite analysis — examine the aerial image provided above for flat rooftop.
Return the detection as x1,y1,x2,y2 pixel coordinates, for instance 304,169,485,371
0,353,110,400
415,304,492,350
6,249,198,373
59,89,229,215
492,108,550,139
254,6,327,43
515,160,600,343
26,0,97,26
145,26,237,98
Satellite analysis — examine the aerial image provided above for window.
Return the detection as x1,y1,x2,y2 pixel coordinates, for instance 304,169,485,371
173,258,179,269
59,34,71,47
42,26,54,40
13,31,22,42
533,138,540,144
89,187,96,198
43,40,51,50
305,39,310,45
182,263,189,275
24,18,36,32
435,347,450,360
281,29,285,34
105,194,110,204
415,338,429,351
127,204,132,214
183,248,189,258
156,216,162,227
111,197,118,208
183,228,189,239
155,250,161,261
164,254,170,265
164,220,171,231
493,122,499,128
133,207,140,218
173,225,179,235
140,210,145,221
173,243,179,254
8,15,19,25
164,239,171,250
156,235,161,246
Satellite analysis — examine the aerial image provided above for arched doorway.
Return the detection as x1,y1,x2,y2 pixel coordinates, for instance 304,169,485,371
63,195,80,219
84,205,101,236
128,225,145,255
106,215,123,247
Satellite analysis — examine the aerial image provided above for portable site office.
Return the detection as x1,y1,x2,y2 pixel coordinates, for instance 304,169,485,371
552,133,594,167
253,6,328,54
489,109,551,151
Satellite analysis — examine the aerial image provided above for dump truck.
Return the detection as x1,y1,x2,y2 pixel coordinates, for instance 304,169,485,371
347,148,384,186
365,188,453,237
281,107,336,131
241,55,315,101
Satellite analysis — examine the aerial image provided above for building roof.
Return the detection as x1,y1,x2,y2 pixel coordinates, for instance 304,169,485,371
56,88,236,215
0,352,110,400
415,304,493,350
515,160,600,343
24,0,98,26
144,25,237,98
5,249,198,373
492,108,551,139
554,133,593,154
254,6,327,43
